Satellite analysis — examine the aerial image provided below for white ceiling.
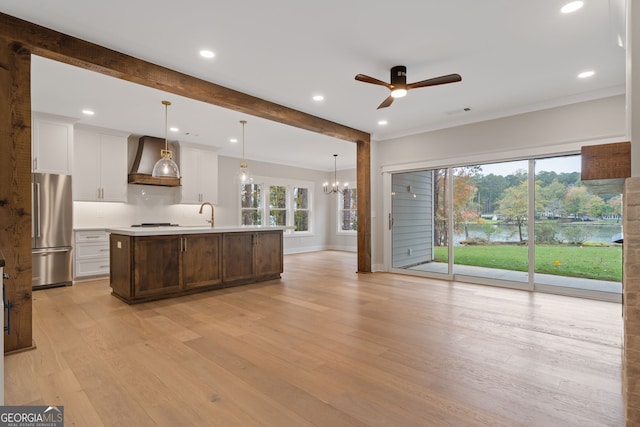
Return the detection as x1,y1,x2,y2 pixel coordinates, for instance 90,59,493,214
1,0,627,171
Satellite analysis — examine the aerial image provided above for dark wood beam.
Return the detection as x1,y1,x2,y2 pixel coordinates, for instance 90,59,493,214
0,39,34,352
0,12,370,144
356,140,372,273
0,11,373,279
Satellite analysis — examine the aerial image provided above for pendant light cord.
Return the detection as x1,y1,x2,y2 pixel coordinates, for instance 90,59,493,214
162,100,171,153
240,120,247,167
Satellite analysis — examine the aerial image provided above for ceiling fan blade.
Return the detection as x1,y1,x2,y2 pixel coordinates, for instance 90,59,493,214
355,74,392,89
407,73,462,90
377,95,394,109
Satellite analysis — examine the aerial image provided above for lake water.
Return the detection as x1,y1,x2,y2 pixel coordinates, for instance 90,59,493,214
455,222,622,245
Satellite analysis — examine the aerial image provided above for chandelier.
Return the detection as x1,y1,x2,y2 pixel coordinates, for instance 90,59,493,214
323,154,349,194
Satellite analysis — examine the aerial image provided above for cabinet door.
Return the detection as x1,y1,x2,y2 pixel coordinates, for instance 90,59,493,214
133,236,181,297
179,145,202,203
222,233,254,283
255,231,283,277
33,115,73,174
99,134,128,202
180,145,218,204
182,234,222,289
73,129,101,201
199,149,218,204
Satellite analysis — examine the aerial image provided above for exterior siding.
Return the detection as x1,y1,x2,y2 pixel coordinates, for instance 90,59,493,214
392,171,434,268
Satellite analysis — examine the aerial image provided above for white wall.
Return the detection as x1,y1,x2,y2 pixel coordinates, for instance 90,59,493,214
73,153,358,254
372,95,626,269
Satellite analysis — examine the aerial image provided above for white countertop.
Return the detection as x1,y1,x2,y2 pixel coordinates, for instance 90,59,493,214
107,226,286,236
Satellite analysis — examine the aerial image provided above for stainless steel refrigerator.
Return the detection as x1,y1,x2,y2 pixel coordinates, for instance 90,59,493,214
32,173,73,289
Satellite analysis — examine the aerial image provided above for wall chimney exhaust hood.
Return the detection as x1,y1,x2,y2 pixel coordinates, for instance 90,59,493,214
128,136,181,187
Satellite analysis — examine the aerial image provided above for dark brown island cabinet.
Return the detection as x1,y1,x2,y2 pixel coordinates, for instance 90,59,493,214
108,228,283,303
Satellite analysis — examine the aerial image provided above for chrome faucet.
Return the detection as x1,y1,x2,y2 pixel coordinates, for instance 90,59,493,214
198,202,214,227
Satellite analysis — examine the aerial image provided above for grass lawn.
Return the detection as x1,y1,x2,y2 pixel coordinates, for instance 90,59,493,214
433,244,622,282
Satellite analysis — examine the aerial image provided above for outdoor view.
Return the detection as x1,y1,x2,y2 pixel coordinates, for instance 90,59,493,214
394,154,622,296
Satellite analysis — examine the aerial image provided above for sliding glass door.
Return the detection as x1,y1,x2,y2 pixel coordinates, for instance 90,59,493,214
533,156,622,295
389,153,622,300
452,161,529,284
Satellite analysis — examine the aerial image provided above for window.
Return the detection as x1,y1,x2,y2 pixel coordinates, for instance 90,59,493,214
240,183,262,225
269,185,287,226
294,187,310,232
239,177,313,234
338,188,357,233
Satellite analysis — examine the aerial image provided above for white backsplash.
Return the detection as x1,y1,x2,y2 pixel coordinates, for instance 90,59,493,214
73,184,227,228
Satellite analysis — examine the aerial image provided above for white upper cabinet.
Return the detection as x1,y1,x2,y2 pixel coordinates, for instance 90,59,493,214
32,112,75,175
74,126,128,202
179,143,218,204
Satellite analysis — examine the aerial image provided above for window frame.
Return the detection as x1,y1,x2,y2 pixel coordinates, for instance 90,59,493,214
337,186,358,235
292,186,311,234
239,182,263,226
239,176,314,236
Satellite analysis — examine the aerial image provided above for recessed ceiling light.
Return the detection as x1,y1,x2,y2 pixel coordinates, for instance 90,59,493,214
378,120,388,126
82,109,94,116
578,70,595,79
230,138,238,143
199,50,215,59
169,127,179,132
561,1,583,14
313,95,324,102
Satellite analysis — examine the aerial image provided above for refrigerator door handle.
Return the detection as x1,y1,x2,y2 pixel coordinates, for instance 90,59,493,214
32,248,72,254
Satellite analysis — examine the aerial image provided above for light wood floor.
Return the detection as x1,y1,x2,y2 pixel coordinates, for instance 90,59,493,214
5,251,623,426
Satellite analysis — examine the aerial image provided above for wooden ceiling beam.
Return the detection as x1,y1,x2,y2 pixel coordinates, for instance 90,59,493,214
0,12,370,144
0,12,373,274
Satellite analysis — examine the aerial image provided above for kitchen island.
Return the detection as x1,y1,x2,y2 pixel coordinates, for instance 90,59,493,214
107,226,284,304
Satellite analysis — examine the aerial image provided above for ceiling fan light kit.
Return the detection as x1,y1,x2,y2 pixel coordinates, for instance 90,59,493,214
355,65,462,109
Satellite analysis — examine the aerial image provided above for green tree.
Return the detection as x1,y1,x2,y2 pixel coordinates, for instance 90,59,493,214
434,167,480,246
607,195,623,219
473,173,509,214
453,168,480,238
564,186,589,218
535,170,559,187
586,195,606,219
497,181,529,242
433,168,448,246
537,179,566,218
557,171,581,187
505,169,528,187
497,180,544,242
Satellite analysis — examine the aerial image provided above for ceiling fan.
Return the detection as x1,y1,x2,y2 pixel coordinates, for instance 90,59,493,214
355,65,462,109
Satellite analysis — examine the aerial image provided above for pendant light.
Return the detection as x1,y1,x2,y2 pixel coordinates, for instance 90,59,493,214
323,154,349,194
233,120,254,184
152,100,180,178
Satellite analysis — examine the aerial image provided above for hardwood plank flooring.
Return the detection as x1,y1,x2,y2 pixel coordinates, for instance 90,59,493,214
5,251,623,426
